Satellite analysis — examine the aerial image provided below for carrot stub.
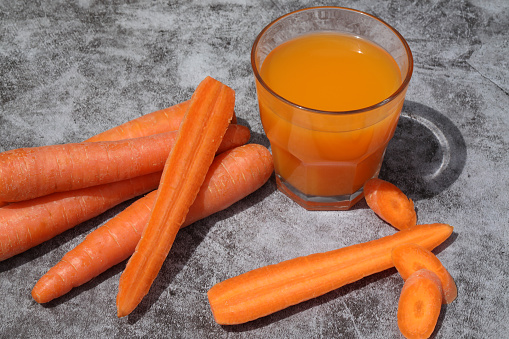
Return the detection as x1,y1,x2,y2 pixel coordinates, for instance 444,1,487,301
364,178,417,230
31,144,273,304
116,76,235,317
207,223,453,325
397,269,443,339
392,243,457,304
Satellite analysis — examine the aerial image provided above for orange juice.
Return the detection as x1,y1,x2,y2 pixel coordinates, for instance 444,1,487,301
257,32,405,207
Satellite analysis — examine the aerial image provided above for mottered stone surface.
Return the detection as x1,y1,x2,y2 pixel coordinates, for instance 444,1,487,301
1,1,508,338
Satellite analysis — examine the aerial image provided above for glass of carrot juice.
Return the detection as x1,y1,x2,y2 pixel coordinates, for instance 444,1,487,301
251,7,413,210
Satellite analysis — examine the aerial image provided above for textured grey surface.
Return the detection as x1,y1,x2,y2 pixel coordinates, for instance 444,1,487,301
0,0,508,338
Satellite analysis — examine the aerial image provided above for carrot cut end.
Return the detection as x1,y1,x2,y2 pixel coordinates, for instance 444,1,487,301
397,269,443,339
364,178,417,230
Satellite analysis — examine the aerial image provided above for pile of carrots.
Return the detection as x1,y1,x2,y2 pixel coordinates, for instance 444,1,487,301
1,75,456,338
0,76,274,317
207,178,457,339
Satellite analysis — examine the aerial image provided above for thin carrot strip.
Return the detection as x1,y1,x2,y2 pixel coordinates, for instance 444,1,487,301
0,124,249,203
32,144,273,304
116,76,235,317
397,269,443,339
0,173,161,262
207,223,453,325
392,243,457,304
364,178,417,230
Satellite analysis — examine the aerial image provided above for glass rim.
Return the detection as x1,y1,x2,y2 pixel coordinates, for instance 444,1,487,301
250,6,414,115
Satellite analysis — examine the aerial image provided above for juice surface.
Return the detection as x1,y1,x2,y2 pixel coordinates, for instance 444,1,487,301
257,32,404,202
260,32,401,111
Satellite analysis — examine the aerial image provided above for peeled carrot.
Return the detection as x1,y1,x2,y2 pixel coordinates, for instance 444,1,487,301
31,144,273,304
116,76,235,317
86,100,236,142
397,269,443,339
85,100,191,142
0,124,249,203
0,173,161,262
364,178,417,230
392,243,457,304
207,223,453,325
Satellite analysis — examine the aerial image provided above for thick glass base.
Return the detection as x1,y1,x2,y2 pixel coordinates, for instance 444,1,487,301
275,175,364,211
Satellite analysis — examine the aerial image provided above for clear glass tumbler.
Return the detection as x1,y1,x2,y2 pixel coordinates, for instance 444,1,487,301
251,6,413,210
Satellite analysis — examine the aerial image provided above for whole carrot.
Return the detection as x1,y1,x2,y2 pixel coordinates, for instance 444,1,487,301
85,100,237,142
32,144,273,304
0,126,249,261
0,124,249,203
207,223,453,325
0,173,161,262
116,76,235,317
85,101,191,142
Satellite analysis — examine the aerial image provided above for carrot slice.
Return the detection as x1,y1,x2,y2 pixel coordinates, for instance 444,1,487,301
392,243,457,304
207,223,453,325
397,269,443,339
364,178,417,230
31,144,273,304
116,76,235,317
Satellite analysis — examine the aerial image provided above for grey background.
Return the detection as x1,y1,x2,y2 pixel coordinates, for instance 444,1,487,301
1,0,507,338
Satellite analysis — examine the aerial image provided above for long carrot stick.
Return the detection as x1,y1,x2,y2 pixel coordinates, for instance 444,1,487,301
207,223,453,325
31,144,273,304
0,173,161,262
85,100,237,142
116,76,235,317
0,124,249,203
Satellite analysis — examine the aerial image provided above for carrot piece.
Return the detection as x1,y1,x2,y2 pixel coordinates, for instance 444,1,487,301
116,76,235,317
31,144,273,304
364,178,417,230
397,269,443,339
85,100,236,142
0,173,161,262
207,223,453,325
392,243,457,304
0,124,249,203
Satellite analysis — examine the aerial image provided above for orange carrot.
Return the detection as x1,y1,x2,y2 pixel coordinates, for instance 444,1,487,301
85,100,190,142
85,100,237,142
207,223,453,325
0,173,161,262
31,144,273,303
116,76,235,317
0,124,249,203
392,243,457,304
397,269,443,339
364,178,417,230
0,201,8,208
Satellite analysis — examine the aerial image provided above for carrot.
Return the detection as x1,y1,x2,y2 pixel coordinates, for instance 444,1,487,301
392,243,457,304
397,269,443,339
0,124,249,261
85,100,237,142
0,173,161,262
116,76,235,317
0,124,249,203
207,223,453,325
85,100,191,142
364,178,417,230
31,144,273,304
